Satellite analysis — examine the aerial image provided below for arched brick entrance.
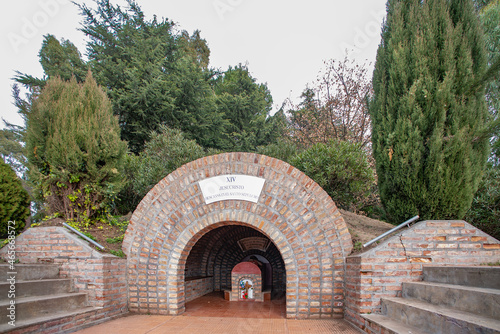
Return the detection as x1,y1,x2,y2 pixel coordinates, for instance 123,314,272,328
123,153,353,319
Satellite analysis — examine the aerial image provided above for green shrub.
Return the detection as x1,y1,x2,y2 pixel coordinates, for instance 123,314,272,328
257,140,299,164
106,235,124,244
0,160,30,238
466,164,500,240
290,140,374,211
117,126,217,213
109,249,125,258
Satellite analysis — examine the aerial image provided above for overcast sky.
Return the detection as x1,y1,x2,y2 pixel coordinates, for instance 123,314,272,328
1,0,387,129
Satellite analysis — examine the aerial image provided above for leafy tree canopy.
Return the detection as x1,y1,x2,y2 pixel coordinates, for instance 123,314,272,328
287,56,373,150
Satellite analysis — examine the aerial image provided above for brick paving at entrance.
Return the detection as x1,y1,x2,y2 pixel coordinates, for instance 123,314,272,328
73,292,361,333
73,315,361,334
183,292,286,318
72,315,361,334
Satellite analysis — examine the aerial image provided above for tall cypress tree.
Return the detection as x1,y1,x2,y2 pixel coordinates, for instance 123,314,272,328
371,0,489,223
26,73,127,221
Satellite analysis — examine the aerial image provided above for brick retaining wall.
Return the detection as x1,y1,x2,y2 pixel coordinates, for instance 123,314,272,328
345,220,500,329
0,226,128,331
185,276,214,302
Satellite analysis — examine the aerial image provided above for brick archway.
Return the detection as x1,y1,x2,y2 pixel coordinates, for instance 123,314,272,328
123,152,353,319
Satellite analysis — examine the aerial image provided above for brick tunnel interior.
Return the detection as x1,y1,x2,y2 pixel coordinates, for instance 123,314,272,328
185,224,286,300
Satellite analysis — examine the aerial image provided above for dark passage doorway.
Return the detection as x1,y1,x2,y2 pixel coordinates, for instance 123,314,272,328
184,224,287,317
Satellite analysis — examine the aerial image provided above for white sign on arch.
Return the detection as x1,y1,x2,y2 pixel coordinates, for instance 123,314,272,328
199,174,266,204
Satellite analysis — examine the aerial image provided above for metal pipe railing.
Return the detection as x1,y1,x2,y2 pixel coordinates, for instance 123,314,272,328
63,222,105,250
363,215,419,248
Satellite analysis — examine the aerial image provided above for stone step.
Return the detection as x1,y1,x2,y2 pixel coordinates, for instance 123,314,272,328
0,278,73,301
403,281,500,319
381,296,500,334
0,264,60,281
0,306,102,334
0,292,88,324
423,266,500,289
362,313,429,334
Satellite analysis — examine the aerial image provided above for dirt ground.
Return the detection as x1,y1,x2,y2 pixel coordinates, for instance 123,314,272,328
37,217,126,255
340,209,396,254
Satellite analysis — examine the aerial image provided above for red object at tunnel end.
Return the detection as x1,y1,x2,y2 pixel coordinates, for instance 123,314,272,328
232,262,261,274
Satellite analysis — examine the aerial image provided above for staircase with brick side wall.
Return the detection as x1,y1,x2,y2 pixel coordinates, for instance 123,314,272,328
0,227,129,333
361,266,500,334
0,264,106,334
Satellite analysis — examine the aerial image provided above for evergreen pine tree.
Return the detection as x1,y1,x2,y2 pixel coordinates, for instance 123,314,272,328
77,0,228,153
371,0,489,223
213,65,275,151
15,34,87,90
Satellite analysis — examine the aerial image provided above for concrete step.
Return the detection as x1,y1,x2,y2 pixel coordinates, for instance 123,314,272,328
0,292,88,324
0,278,73,301
403,281,500,319
362,313,429,334
381,296,500,334
0,264,60,281
423,266,500,289
0,306,102,334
